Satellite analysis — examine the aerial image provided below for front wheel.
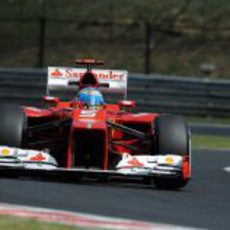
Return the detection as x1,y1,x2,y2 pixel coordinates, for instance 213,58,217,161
153,114,191,189
0,105,27,147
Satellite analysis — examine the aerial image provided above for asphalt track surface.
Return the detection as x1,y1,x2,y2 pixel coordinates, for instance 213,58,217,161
190,123,230,136
0,149,229,230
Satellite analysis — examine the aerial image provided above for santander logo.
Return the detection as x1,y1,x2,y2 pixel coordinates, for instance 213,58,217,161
127,157,144,167
51,69,63,77
50,68,125,81
30,153,46,162
65,69,124,81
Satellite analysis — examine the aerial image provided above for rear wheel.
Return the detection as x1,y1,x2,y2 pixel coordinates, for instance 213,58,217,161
0,105,26,147
154,114,190,189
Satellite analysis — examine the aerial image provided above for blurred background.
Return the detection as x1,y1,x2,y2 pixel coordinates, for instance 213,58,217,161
0,0,229,77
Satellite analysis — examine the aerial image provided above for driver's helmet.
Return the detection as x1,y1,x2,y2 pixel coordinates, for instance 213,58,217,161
77,87,105,108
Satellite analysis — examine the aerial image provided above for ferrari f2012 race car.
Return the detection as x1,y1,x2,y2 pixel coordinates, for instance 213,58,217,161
0,59,191,189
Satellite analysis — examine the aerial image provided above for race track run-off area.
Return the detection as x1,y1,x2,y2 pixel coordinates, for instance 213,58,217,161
0,149,229,230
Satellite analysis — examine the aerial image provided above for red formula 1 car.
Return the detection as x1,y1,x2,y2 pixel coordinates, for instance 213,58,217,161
0,59,191,189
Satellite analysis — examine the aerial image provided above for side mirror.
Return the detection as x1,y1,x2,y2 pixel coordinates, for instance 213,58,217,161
42,96,59,107
119,100,136,111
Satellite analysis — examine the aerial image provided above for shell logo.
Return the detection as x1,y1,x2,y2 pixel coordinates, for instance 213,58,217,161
1,148,10,155
165,156,174,164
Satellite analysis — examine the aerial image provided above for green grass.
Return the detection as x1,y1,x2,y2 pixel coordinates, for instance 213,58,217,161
192,135,230,149
0,215,83,230
189,116,230,149
187,116,230,125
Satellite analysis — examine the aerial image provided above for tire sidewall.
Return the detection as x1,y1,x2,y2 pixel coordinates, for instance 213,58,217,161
0,105,26,147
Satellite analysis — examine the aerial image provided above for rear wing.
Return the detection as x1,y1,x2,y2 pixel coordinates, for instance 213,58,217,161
47,67,128,99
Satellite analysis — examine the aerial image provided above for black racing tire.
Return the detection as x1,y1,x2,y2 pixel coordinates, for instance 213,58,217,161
0,105,27,147
153,114,190,189
155,114,189,156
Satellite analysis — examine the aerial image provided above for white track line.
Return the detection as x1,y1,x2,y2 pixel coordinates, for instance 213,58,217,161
0,203,203,230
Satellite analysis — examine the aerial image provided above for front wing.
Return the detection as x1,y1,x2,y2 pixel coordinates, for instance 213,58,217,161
0,166,183,184
0,146,187,184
